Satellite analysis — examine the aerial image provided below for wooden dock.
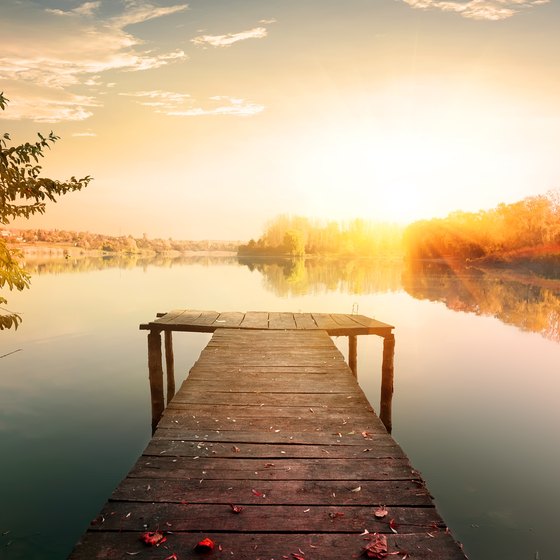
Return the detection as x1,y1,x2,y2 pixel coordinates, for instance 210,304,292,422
70,311,467,559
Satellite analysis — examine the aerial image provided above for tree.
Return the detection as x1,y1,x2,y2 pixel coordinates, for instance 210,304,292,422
0,93,91,329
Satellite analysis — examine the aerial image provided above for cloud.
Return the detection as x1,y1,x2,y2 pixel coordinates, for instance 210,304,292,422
112,0,189,27
191,26,267,48
46,1,102,17
121,90,264,116
0,1,189,121
401,0,550,20
0,90,100,123
72,131,98,137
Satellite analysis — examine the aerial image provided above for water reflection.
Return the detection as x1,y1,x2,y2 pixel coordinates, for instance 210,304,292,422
402,260,560,342
238,256,403,296
19,253,560,342
238,256,560,342
22,253,237,275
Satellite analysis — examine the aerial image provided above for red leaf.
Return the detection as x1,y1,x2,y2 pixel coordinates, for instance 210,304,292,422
230,503,244,514
140,531,167,547
251,488,263,497
164,554,178,560
363,533,388,558
195,537,215,552
329,512,345,519
291,554,305,560
389,518,398,533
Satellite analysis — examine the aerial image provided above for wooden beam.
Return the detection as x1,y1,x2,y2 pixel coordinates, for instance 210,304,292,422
164,330,175,404
348,335,357,376
147,329,164,434
380,332,395,433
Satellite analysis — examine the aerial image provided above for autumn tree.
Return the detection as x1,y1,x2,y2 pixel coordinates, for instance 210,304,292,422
0,92,91,329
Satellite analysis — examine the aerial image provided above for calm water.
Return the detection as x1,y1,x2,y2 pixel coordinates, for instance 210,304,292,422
1,255,559,559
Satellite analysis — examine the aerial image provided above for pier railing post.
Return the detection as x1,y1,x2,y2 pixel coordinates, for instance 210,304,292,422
148,329,165,433
164,330,175,403
348,335,357,377
380,332,395,433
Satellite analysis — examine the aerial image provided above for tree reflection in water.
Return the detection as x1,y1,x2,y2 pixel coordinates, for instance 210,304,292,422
21,253,560,342
239,256,560,342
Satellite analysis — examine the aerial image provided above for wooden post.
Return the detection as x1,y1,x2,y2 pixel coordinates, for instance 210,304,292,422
348,335,357,377
148,329,165,434
164,330,175,403
380,332,395,433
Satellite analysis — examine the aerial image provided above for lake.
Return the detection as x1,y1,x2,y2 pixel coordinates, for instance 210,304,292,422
1,254,559,559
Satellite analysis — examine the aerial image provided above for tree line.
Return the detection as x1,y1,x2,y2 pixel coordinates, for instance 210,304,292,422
5,228,239,254
403,192,560,261
238,215,404,257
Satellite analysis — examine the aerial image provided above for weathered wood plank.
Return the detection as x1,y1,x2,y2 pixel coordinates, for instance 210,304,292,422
214,311,245,327
128,456,415,480
90,502,443,533
268,311,297,329
111,477,429,505
294,312,319,329
71,532,467,560
143,439,405,459
311,313,341,330
239,311,269,329
169,391,369,408
164,403,375,418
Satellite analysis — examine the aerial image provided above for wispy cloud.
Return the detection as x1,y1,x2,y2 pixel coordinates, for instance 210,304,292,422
72,131,98,137
191,26,268,48
121,90,264,116
401,0,549,20
0,1,189,121
0,91,100,123
46,1,102,17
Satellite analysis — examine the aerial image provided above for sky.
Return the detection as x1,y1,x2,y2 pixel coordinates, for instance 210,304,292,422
1,0,559,240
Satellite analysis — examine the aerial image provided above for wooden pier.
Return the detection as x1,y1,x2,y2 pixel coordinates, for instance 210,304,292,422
70,310,467,559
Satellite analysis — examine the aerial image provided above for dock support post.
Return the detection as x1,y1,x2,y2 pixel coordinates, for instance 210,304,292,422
380,332,395,433
164,330,175,403
348,335,357,377
148,329,165,433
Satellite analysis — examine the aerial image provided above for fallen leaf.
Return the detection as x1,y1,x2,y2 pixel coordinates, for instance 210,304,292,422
292,553,305,560
140,531,166,547
363,533,388,558
251,488,264,497
350,486,362,493
361,431,373,440
264,463,275,468
374,506,389,519
329,512,345,519
195,537,215,552
232,446,240,453
389,518,398,533
164,554,178,560
230,504,244,514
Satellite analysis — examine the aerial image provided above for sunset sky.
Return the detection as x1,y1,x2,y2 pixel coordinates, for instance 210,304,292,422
2,0,559,240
